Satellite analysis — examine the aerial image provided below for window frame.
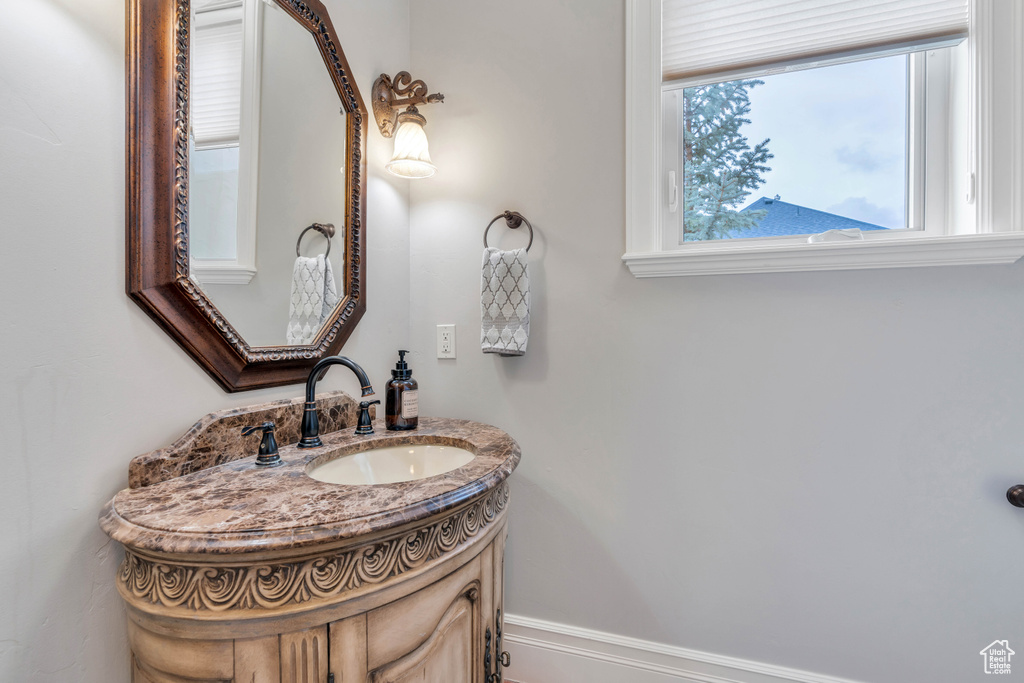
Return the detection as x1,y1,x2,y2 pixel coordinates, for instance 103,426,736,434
624,0,1024,277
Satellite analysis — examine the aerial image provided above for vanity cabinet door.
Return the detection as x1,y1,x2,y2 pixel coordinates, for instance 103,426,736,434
330,553,491,683
128,619,234,683
369,588,478,683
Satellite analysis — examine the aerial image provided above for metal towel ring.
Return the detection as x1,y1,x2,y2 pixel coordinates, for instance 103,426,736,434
483,211,533,252
296,223,336,258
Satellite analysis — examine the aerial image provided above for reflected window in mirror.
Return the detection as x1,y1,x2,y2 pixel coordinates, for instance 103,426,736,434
189,0,349,348
190,0,260,285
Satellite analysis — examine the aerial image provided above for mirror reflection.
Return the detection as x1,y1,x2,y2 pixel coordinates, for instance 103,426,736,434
188,0,347,347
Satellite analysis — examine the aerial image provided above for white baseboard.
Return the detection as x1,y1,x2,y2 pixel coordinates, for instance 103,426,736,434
502,614,868,683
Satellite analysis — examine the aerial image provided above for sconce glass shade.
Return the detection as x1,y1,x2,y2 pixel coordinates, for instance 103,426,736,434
385,119,436,179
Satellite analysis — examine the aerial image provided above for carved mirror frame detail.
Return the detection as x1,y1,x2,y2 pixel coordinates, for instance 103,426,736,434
127,0,367,391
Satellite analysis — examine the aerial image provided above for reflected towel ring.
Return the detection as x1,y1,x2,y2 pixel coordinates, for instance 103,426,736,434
484,211,533,252
296,223,336,258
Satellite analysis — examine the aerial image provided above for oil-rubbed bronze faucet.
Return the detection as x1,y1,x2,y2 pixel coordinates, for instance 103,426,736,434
298,356,375,448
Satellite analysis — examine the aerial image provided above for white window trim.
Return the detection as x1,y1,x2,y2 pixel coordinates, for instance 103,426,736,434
624,0,1024,277
191,0,262,286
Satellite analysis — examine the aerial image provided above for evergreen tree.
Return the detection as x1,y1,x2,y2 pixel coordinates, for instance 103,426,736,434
683,79,773,240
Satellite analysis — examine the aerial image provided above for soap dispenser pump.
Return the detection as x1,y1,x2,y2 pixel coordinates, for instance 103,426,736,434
385,350,418,431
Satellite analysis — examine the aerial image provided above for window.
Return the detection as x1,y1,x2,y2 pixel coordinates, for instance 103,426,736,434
664,54,914,244
625,0,1024,276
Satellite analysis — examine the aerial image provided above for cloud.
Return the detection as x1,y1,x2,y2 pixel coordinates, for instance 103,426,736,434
835,144,884,173
826,197,903,229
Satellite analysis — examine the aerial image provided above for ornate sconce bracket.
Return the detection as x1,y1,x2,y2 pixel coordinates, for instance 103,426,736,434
372,71,445,137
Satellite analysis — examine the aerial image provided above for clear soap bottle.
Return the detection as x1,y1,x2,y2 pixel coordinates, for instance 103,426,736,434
385,350,418,431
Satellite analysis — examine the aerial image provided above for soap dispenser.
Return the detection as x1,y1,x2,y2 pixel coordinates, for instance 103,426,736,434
385,350,418,431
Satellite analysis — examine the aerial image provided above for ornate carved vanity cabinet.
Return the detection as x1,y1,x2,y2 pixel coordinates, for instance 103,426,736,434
100,394,519,682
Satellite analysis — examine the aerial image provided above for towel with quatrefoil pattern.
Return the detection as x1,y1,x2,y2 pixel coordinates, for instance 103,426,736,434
287,254,339,345
481,247,530,356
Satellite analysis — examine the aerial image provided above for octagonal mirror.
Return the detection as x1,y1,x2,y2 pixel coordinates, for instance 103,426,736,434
126,0,367,391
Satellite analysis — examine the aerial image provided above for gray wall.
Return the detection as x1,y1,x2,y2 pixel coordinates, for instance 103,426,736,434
407,1,1024,682
0,1,410,680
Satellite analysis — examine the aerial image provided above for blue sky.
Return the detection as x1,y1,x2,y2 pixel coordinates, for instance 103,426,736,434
736,55,908,229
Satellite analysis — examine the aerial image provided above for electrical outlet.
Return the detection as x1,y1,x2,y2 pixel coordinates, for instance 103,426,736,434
437,324,456,359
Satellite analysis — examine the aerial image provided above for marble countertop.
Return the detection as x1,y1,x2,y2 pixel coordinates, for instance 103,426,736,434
100,417,520,556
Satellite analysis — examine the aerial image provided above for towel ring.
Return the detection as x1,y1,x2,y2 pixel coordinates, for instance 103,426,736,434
484,211,533,252
296,222,336,258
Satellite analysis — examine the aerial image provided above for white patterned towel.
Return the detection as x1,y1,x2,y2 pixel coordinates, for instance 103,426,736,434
287,254,339,345
481,247,530,356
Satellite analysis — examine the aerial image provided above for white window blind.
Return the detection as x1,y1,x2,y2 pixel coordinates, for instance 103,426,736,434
663,0,969,84
192,5,244,148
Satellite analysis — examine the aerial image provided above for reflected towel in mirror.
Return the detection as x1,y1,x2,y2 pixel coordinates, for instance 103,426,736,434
481,247,530,357
287,254,339,345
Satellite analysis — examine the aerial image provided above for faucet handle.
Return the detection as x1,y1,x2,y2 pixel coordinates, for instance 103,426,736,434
241,421,274,437
356,400,380,435
241,422,282,468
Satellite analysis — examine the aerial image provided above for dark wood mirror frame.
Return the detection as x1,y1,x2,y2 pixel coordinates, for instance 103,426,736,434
126,0,367,392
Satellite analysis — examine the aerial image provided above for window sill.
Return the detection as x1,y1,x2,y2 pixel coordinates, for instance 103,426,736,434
622,233,1024,277
191,262,257,285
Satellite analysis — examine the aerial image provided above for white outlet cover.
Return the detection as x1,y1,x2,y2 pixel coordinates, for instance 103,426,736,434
436,324,456,359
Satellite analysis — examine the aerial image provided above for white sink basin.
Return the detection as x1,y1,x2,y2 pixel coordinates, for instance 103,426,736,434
307,444,475,485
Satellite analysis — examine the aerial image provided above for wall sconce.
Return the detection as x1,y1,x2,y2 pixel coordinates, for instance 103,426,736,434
372,72,444,179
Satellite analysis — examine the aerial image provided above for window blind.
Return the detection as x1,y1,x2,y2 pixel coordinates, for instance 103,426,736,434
663,0,969,84
192,6,244,148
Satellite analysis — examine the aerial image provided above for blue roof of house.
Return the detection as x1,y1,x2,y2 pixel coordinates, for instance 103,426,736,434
724,197,890,238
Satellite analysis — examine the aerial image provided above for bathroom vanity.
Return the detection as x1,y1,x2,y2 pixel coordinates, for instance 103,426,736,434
117,0,520,674
100,393,519,682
